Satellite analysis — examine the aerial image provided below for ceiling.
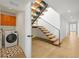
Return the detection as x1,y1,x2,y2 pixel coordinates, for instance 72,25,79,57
0,0,30,14
44,0,79,22
44,0,79,14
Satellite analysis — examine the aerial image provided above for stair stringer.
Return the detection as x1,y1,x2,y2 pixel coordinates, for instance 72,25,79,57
32,26,60,46
37,26,60,46
32,27,49,39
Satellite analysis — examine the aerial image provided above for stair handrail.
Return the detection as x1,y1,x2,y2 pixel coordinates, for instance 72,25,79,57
39,17,61,46
39,17,60,31
32,4,48,24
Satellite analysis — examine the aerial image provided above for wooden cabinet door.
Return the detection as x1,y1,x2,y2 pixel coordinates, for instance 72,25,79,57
0,14,1,25
1,14,6,25
9,16,16,26
1,14,16,26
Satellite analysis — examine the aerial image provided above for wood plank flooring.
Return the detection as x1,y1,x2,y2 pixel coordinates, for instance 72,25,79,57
32,32,79,58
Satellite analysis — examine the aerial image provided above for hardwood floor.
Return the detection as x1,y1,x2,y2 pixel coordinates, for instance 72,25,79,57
32,32,79,58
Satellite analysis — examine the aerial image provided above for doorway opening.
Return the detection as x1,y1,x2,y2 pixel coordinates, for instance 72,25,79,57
69,22,78,41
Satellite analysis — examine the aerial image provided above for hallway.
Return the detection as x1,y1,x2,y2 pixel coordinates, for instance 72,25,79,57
32,32,79,58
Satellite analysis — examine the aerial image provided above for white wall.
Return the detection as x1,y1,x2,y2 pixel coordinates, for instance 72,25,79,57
16,1,31,58
60,16,67,41
38,7,60,39
78,20,79,37
16,12,25,52
66,22,69,36
32,28,48,39
24,1,31,58
60,15,70,41
39,7,60,29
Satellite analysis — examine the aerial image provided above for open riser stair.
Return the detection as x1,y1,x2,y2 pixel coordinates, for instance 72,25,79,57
31,0,48,24
33,26,60,46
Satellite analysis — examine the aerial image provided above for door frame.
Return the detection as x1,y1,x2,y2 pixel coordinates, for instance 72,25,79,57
69,22,78,35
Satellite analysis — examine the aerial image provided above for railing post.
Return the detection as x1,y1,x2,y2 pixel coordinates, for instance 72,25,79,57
59,30,61,46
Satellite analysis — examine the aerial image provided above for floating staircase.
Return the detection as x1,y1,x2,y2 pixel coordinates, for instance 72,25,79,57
32,0,48,24
33,26,60,46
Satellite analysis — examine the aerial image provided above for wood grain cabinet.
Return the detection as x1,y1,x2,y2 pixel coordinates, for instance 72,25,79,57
0,14,16,26
0,14,1,25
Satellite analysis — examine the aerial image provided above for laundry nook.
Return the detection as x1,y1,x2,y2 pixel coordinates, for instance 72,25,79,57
0,0,31,58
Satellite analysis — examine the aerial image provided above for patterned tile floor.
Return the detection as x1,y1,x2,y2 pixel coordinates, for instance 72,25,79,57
0,45,25,58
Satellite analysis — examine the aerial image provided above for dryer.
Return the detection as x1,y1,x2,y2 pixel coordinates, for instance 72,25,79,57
3,30,19,48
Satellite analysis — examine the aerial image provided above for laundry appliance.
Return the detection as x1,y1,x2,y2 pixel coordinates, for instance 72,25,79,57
3,30,19,48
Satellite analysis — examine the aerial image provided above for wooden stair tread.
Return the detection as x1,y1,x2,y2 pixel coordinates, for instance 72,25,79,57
47,35,55,38
32,26,38,28
38,26,44,28
41,30,48,32
32,35,36,38
38,26,60,46
45,33,52,36
38,27,47,29
49,38,57,41
53,40,59,45
40,29,48,31
42,31,49,33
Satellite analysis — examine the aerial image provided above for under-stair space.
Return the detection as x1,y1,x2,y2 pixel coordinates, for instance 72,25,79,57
32,26,60,46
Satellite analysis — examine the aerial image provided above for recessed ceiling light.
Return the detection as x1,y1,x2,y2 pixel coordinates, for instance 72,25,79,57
70,16,73,18
67,10,71,13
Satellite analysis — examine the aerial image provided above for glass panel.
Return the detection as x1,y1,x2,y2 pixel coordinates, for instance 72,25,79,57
70,24,76,32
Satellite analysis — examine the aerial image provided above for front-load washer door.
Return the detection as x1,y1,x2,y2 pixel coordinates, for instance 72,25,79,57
6,33,17,43
5,33,17,47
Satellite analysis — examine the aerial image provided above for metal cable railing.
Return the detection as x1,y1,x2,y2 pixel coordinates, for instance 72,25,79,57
38,18,61,45
32,1,48,24
32,5,48,24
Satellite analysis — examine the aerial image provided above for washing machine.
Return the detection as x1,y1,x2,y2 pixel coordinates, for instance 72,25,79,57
3,30,19,48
